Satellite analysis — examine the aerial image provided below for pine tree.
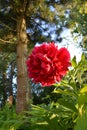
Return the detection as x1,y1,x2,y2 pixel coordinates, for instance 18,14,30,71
0,0,64,113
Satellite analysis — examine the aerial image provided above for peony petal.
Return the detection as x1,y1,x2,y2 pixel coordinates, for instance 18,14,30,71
26,42,71,86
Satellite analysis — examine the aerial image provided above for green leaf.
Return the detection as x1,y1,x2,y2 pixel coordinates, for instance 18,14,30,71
71,56,77,67
78,92,87,105
81,53,85,61
78,85,87,105
58,98,77,112
80,85,87,93
74,113,87,130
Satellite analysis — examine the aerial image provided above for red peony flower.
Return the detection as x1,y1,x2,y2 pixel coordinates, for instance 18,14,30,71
26,42,71,86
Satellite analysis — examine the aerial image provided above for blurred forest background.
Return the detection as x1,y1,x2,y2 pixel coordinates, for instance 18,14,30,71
0,0,87,113
0,0,87,130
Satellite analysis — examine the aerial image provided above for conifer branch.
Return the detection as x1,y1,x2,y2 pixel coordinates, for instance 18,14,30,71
0,21,16,32
0,38,14,44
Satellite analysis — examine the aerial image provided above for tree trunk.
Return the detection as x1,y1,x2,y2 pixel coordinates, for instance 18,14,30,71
8,61,14,106
16,14,30,113
2,73,7,106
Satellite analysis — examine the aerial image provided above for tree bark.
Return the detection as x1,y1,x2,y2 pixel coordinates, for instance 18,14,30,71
2,73,7,106
8,61,14,106
16,14,30,113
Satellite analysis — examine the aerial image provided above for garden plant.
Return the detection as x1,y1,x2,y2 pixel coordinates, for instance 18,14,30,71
0,42,87,130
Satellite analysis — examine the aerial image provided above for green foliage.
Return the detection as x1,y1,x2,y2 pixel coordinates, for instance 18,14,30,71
0,0,87,129
0,105,22,130
0,53,87,130
0,0,63,47
68,0,87,49
0,52,16,106
22,53,87,130
24,104,74,130
74,113,87,130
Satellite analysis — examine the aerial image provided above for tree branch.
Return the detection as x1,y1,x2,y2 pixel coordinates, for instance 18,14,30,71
0,21,16,32
0,38,14,44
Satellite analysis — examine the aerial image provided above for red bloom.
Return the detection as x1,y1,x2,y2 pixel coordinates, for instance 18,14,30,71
26,42,71,86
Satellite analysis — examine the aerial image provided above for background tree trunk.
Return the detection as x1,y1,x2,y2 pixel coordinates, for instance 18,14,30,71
2,73,7,106
8,61,14,105
16,14,30,113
